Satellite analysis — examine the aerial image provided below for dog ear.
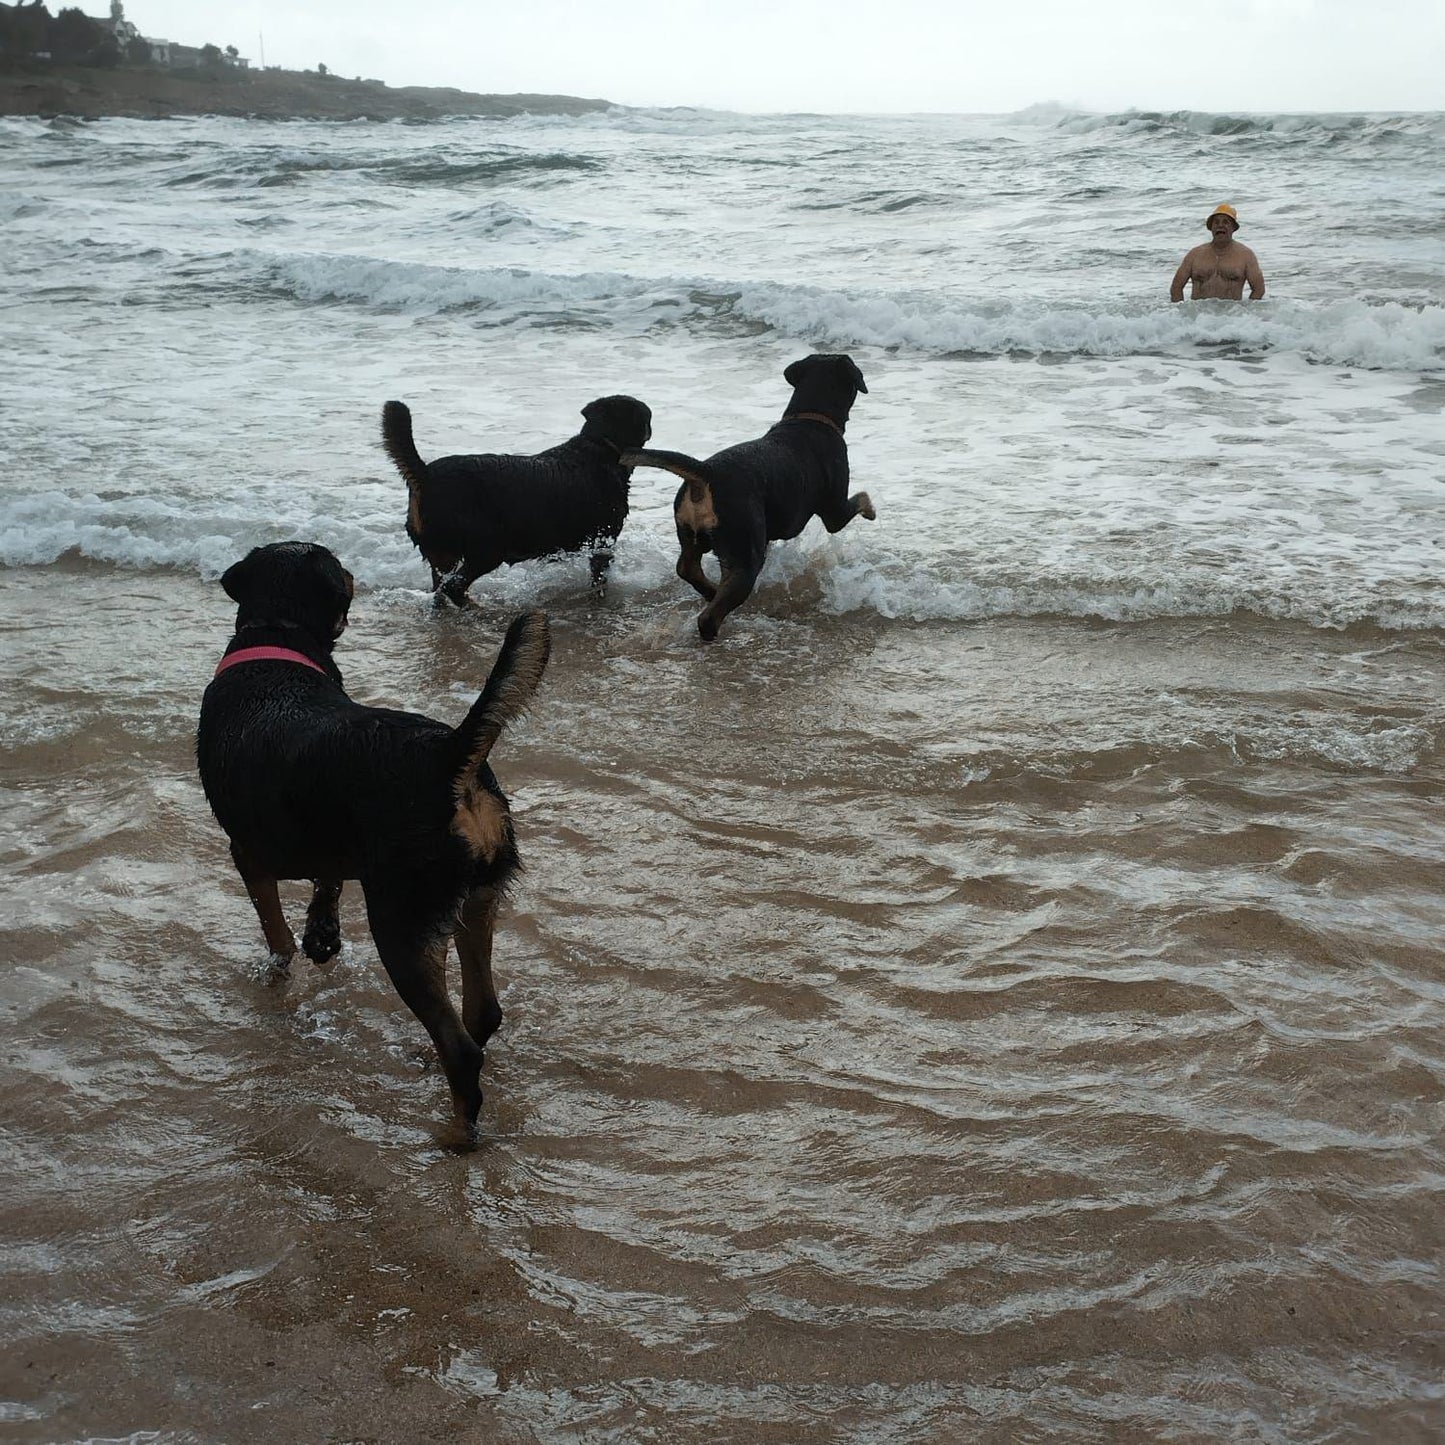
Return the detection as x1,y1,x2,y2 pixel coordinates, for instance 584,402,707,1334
331,567,354,637
783,357,815,388
220,550,261,606
846,357,868,394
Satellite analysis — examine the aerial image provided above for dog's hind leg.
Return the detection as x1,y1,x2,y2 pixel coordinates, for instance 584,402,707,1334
454,887,503,1049
820,492,876,532
364,892,485,1143
588,547,613,588
302,878,344,964
676,534,717,601
696,554,762,642
230,843,296,964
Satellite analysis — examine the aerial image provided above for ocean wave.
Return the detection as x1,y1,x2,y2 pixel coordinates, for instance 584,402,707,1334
796,190,943,214
263,251,672,325
256,250,1445,371
4,490,1441,637
3,122,607,192
728,286,1445,372
443,201,573,235
806,555,1445,633
1034,108,1445,149
378,152,603,184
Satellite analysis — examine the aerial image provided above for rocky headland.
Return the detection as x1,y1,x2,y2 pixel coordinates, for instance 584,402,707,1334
0,60,614,121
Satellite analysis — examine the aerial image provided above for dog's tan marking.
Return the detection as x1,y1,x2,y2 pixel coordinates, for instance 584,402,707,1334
407,488,423,538
451,782,510,861
857,492,876,520
675,477,718,535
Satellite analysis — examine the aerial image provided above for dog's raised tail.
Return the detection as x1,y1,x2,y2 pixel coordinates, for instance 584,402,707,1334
451,612,551,778
382,400,429,533
620,447,712,507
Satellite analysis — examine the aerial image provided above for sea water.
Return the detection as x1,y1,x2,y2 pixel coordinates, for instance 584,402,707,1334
1,106,1442,1441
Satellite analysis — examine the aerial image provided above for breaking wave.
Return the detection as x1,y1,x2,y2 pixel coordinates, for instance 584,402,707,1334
4,489,1441,636
257,250,1445,371
1018,106,1445,150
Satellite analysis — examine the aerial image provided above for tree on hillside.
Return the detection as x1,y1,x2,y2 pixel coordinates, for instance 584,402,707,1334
0,2,51,57
51,6,103,61
89,28,119,65
195,40,223,78
124,33,150,64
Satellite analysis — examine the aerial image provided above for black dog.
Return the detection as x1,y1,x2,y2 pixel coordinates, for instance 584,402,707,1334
196,541,550,1145
381,395,653,607
622,354,872,640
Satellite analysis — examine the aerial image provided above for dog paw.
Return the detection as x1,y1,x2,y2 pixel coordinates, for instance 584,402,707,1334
697,615,719,643
253,950,292,986
437,1117,482,1154
302,920,342,964
857,492,876,521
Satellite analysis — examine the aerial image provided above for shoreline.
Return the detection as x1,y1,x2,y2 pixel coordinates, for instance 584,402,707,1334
0,60,614,121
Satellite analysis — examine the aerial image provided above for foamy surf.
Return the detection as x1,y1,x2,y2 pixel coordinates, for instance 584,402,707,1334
253,251,1445,371
5,488,1440,634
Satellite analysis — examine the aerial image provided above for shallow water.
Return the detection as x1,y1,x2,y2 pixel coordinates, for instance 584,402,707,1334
1,105,1443,1441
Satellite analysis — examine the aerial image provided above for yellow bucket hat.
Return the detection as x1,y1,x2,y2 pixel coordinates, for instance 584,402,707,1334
1205,203,1240,230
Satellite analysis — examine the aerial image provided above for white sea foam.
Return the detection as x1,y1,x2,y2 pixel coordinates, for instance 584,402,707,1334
4,487,1439,634
2,108,1440,643
266,250,662,319
734,286,1445,373
255,248,1445,372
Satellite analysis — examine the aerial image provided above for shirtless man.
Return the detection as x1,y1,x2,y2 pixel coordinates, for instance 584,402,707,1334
1170,204,1265,302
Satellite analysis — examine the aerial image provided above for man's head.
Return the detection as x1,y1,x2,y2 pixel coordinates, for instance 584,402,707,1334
1204,203,1240,237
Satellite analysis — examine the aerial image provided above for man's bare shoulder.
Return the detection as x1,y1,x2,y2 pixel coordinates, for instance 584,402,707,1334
1232,241,1259,259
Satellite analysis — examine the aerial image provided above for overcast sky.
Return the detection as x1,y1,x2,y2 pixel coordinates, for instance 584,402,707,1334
102,1,1443,113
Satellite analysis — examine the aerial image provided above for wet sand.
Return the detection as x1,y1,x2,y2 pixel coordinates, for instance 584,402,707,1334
3,563,1442,1441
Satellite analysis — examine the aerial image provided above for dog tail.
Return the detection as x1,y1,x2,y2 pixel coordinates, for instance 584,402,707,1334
620,447,712,507
382,397,429,494
450,612,552,778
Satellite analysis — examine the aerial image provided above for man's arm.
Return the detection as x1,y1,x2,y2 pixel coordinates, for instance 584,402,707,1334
1169,250,1194,303
1245,248,1265,300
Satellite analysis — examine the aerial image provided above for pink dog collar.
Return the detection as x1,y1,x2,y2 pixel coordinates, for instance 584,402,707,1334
214,645,328,678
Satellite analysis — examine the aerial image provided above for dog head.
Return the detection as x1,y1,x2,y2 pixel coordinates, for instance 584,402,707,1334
580,394,653,453
782,354,868,426
220,541,355,647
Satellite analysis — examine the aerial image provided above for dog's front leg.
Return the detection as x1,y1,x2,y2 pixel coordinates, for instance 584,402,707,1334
588,547,613,588
302,878,344,964
230,844,296,964
821,492,876,532
433,562,476,609
454,887,503,1049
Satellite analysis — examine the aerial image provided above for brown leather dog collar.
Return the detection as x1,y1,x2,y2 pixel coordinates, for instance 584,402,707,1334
783,411,843,435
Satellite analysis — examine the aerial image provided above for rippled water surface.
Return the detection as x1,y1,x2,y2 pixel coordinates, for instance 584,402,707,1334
1,105,1443,1442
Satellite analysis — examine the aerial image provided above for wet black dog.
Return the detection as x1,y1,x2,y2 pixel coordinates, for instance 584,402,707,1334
622,354,872,640
381,395,653,607
196,541,550,1145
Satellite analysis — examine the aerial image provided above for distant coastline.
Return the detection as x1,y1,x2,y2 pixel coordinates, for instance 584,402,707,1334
0,60,614,121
